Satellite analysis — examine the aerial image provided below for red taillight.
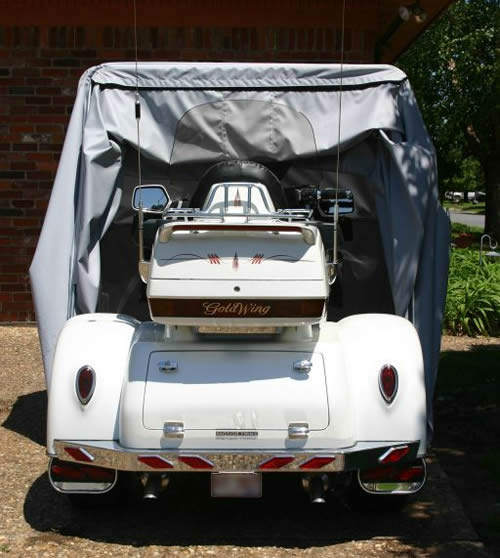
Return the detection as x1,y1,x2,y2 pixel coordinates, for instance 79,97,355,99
178,455,214,469
360,462,426,484
64,446,95,463
378,445,410,464
299,456,336,470
138,455,174,469
379,364,398,403
51,459,115,482
76,365,95,405
258,456,294,470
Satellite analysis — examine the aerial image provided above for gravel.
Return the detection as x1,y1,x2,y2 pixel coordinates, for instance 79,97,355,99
0,325,494,557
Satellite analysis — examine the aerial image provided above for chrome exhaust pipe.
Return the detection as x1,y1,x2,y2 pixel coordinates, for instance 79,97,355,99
302,474,329,504
142,473,169,500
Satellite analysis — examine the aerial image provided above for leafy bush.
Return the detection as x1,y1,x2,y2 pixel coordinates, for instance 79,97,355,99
445,249,500,336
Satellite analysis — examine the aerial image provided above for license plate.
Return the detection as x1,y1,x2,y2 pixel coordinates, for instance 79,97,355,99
211,473,262,498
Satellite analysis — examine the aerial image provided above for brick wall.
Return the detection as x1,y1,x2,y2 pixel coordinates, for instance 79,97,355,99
0,10,376,322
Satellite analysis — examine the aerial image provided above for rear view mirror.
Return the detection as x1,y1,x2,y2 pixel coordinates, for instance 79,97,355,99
132,185,170,213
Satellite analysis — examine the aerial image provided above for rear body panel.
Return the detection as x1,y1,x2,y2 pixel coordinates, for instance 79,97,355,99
143,351,329,431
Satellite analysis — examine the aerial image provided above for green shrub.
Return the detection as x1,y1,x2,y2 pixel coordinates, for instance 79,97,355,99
444,249,500,336
451,222,483,235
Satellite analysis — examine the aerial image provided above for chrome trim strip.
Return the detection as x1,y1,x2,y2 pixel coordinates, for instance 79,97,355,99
54,440,421,473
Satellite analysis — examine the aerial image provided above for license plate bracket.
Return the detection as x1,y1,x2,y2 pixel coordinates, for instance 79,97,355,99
211,472,262,498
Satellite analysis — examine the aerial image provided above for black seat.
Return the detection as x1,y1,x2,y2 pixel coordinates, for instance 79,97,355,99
190,160,288,210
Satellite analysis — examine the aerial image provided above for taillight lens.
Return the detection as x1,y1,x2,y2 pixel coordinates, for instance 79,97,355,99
379,364,398,403
76,366,95,405
361,462,425,483
51,459,115,482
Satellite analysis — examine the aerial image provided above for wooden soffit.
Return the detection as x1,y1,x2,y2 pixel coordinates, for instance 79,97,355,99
0,0,456,62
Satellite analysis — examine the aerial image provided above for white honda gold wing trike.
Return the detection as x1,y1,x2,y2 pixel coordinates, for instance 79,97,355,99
31,62,449,509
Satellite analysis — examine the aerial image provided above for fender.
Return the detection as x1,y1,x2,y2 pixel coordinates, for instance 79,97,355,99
337,314,427,455
47,313,138,455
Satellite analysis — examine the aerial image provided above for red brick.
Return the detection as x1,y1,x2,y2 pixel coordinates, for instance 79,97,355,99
12,293,33,302
12,200,35,208
10,161,36,170
1,264,29,273
2,301,33,312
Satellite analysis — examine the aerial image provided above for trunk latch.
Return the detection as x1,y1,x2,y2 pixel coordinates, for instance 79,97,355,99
288,422,310,439
163,421,184,438
159,360,178,373
293,360,312,373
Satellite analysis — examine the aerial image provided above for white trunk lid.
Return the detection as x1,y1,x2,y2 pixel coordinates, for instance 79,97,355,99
143,351,329,431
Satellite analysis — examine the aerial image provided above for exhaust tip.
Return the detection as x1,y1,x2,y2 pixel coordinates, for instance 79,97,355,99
142,473,169,500
303,474,329,504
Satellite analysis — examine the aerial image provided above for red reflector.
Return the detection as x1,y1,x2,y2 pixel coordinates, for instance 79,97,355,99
51,460,115,482
178,455,214,469
172,224,303,234
379,364,398,403
64,446,95,463
76,365,95,405
138,455,173,469
379,445,410,464
360,463,425,483
299,456,336,470
258,456,295,470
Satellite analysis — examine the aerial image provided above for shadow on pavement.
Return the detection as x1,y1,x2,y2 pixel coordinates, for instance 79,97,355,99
2,390,46,446
23,464,483,554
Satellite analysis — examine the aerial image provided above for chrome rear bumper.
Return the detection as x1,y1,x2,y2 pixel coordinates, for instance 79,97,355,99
52,440,421,473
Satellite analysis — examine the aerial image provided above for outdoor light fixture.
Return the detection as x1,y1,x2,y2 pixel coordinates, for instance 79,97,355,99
399,2,427,23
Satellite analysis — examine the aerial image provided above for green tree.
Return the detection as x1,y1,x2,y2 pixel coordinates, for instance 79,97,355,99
398,0,499,238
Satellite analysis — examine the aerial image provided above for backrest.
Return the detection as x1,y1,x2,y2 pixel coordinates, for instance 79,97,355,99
191,160,288,210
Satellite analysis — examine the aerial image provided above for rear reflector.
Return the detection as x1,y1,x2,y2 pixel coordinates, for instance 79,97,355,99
49,458,117,494
299,456,336,470
258,456,295,470
50,459,115,483
138,455,174,469
358,458,427,495
378,445,410,465
360,463,426,483
64,446,95,463
178,455,214,469
171,224,303,234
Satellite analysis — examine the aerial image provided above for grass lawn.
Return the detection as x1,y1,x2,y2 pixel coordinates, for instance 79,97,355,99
444,200,485,214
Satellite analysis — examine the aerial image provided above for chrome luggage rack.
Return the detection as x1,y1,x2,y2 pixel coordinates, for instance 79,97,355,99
162,207,313,223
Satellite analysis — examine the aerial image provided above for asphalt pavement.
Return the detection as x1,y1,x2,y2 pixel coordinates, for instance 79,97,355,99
447,210,485,229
